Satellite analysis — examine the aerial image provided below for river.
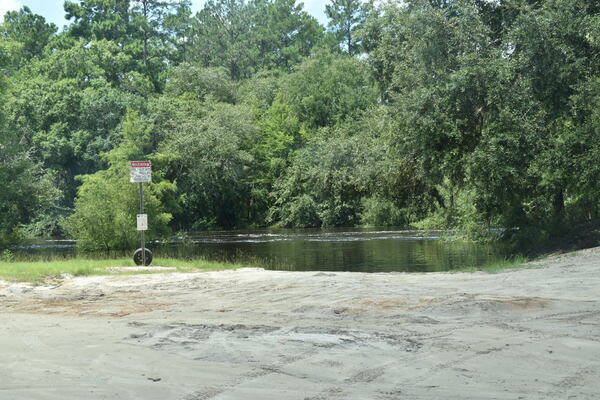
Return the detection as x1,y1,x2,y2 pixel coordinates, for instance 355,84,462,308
10,228,510,273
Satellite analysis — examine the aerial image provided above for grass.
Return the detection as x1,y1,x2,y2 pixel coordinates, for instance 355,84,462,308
455,255,529,273
0,257,247,284
0,253,533,283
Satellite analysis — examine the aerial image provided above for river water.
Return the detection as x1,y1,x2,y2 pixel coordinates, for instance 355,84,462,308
10,228,510,273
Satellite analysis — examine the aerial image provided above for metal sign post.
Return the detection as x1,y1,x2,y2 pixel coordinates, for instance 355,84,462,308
139,183,145,266
130,161,152,266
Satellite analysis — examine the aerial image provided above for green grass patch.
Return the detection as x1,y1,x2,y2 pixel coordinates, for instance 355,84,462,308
455,255,529,273
0,257,246,284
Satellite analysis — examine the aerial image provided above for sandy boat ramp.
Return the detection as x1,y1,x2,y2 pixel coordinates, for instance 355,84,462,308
1,248,599,399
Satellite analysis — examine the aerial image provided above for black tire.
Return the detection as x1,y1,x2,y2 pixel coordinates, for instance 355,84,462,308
133,248,153,266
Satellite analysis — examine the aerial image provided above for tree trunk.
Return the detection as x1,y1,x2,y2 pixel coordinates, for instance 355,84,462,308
553,189,565,224
143,0,149,68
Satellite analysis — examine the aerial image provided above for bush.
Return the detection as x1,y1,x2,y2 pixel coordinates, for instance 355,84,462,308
360,197,409,227
280,194,320,228
64,170,173,251
64,111,175,251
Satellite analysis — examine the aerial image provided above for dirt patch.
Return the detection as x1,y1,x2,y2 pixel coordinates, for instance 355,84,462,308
14,298,170,317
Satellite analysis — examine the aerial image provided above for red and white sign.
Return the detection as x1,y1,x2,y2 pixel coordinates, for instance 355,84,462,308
130,161,152,168
130,161,152,183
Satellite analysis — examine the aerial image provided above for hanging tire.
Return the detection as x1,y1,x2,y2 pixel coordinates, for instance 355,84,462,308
133,248,153,266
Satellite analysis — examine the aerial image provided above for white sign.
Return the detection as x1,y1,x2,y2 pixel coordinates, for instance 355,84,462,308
137,214,148,231
130,161,152,183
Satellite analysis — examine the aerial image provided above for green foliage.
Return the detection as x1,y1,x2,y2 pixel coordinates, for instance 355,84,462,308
1,6,57,61
277,194,320,228
161,102,258,229
277,51,377,129
360,0,600,240
0,0,598,251
0,153,59,244
188,0,324,79
360,197,409,227
64,0,191,88
165,63,235,103
0,257,244,283
0,249,15,262
64,112,174,250
0,66,59,243
250,0,324,70
4,39,147,206
456,255,529,274
65,0,132,43
237,70,281,111
325,0,372,54
190,0,255,79
270,129,375,227
254,99,300,176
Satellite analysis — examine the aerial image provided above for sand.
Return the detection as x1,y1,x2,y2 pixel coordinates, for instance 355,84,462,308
1,248,599,399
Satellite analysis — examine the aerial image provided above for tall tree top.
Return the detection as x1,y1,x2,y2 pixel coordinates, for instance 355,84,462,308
64,0,132,43
325,0,371,55
1,6,57,60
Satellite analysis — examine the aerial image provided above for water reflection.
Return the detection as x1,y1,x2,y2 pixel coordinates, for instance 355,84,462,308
9,228,509,273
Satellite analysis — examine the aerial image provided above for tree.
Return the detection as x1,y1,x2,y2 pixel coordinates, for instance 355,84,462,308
64,0,189,87
188,0,324,79
0,148,59,244
162,0,193,63
129,0,191,85
189,0,255,80
64,111,174,250
360,0,534,230
160,102,259,229
277,51,377,129
1,6,57,61
164,63,235,103
325,0,371,54
65,0,132,43
504,0,600,225
2,0,598,247
269,125,377,227
4,40,145,206
360,0,600,238
0,61,58,243
131,0,165,67
251,0,324,70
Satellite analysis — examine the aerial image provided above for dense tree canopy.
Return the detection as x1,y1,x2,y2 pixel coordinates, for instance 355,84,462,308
0,0,598,248
1,6,57,62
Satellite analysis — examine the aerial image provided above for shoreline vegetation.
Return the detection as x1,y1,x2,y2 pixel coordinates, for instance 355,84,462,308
1,1,598,253
1,222,596,283
0,258,248,284
0,253,533,284
3,221,599,283
453,255,529,274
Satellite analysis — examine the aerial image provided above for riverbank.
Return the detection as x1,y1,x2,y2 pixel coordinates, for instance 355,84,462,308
6,228,512,273
0,258,246,283
1,247,599,399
